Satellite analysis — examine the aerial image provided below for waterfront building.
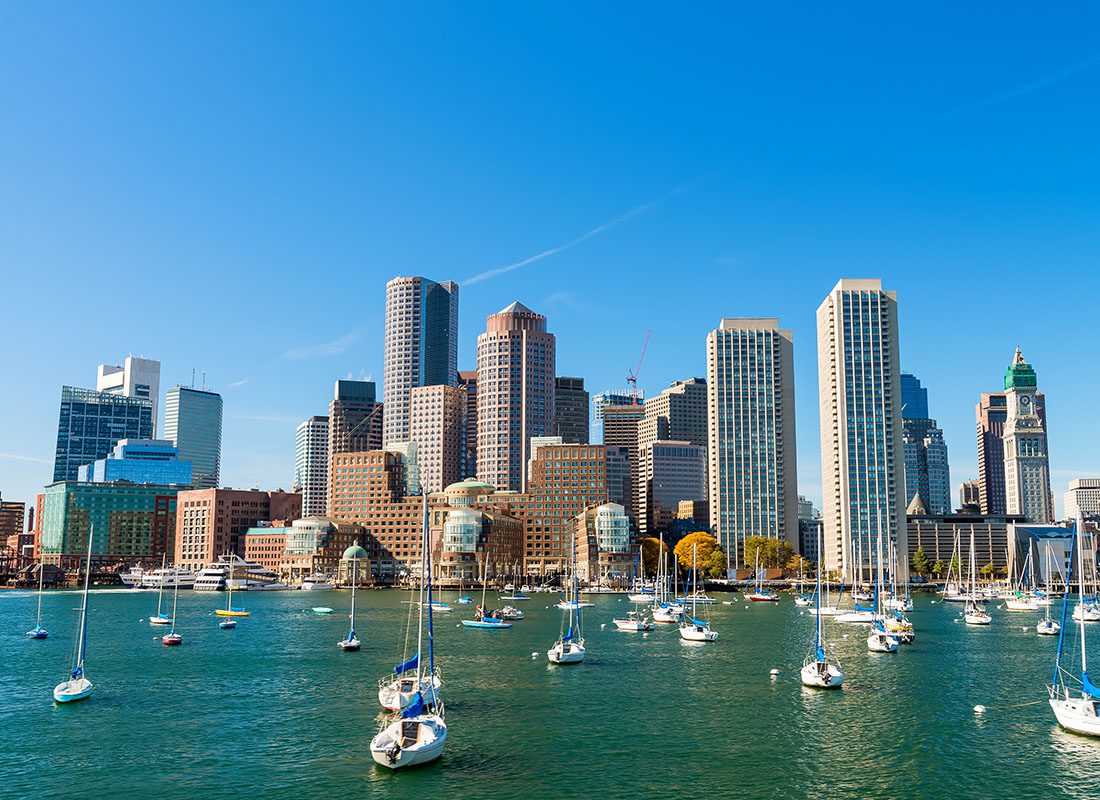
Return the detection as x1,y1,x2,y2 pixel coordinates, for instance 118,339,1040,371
575,502,633,584
476,301,556,492
799,518,822,564
959,480,981,512
457,370,478,478
385,441,421,497
96,356,161,436
53,386,154,482
173,488,301,571
242,524,291,572
593,389,639,442
976,390,1046,515
1002,348,1053,523
601,403,645,521
604,446,633,520
281,517,366,582
164,387,223,490
0,501,26,553
706,318,798,566
327,380,383,514
294,416,329,518
382,276,459,446
637,440,707,535
77,439,192,486
40,481,178,568
1065,478,1100,521
817,279,907,584
905,500,1026,576
901,373,952,516
409,383,466,492
553,377,589,444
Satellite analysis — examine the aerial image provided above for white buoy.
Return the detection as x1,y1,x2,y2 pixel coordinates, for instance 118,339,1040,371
930,600,936,605
1021,627,1028,632
770,668,780,676
973,705,987,714
600,623,606,629
456,624,461,628
642,633,649,638
842,633,849,639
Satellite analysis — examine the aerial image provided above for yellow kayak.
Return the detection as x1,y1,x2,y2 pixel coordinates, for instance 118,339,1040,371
214,608,250,617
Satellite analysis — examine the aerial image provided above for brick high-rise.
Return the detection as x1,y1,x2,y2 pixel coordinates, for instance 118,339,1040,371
476,302,555,492
327,380,382,514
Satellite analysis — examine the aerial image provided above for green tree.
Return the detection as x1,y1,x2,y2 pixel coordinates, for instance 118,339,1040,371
912,549,931,577
948,555,961,579
932,559,946,578
638,537,669,575
742,536,768,569
674,532,725,579
980,562,996,580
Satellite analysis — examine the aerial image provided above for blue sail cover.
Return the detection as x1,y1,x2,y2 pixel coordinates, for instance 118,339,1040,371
693,617,708,627
815,645,826,662
400,692,424,719
563,626,573,642
855,604,874,612
1083,672,1100,698
394,653,419,674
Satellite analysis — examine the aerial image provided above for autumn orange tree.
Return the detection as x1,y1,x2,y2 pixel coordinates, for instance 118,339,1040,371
639,537,669,575
673,531,726,579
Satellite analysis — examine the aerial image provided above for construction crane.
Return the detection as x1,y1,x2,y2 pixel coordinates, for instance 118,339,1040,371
626,329,651,405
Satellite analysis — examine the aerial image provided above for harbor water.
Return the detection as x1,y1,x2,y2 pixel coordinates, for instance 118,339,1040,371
2,589,1098,800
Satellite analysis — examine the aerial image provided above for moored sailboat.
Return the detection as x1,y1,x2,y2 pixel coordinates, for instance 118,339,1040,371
149,554,173,626
963,530,992,625
53,525,95,703
338,545,366,651
679,543,718,642
26,555,49,640
802,528,843,688
162,570,183,646
548,534,586,663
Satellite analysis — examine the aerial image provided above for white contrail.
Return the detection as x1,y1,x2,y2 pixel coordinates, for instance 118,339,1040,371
463,185,688,286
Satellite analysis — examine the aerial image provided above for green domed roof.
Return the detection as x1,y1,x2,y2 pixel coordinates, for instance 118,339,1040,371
342,544,368,560
1004,347,1038,391
444,477,496,494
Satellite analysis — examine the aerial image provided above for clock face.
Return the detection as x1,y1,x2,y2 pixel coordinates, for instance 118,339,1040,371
1020,395,1031,407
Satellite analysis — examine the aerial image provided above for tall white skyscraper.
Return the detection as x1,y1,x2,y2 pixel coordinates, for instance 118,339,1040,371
164,387,223,490
382,276,459,447
817,279,906,583
706,318,798,566
294,415,329,517
96,356,161,436
1002,348,1053,523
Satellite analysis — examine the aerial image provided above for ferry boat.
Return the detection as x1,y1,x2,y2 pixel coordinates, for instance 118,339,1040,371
300,574,334,591
140,567,197,590
120,566,146,587
194,554,289,591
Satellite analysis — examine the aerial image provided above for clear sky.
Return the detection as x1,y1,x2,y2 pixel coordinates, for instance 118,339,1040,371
2,4,1099,516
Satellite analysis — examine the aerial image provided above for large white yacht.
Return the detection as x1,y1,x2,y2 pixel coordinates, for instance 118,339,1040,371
120,566,146,588
194,554,289,591
300,574,334,591
140,567,197,590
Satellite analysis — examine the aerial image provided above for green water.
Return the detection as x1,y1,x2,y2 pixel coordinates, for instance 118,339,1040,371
2,588,1099,800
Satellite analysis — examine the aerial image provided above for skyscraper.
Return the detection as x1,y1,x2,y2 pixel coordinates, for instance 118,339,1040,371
900,373,952,516
457,370,478,479
817,279,906,583
327,380,382,514
638,378,708,450
592,389,639,442
409,383,466,492
294,416,329,518
53,386,154,482
601,403,645,523
476,301,555,492
637,440,707,534
96,356,161,436
1065,478,1100,520
164,387,223,490
553,376,589,444
1002,348,1053,523
976,390,1047,515
706,318,798,565
382,276,459,447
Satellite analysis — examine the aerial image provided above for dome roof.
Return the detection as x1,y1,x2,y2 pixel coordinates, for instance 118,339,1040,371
342,544,368,560
444,477,496,494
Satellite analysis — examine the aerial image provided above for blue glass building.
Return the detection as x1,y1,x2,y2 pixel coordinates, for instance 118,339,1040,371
77,439,193,486
165,387,223,489
53,386,154,482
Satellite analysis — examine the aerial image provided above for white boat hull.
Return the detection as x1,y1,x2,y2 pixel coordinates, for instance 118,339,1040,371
835,611,875,624
148,615,173,626
53,677,93,703
1004,598,1040,611
1073,605,1100,622
627,593,653,603
1050,696,1100,737
612,618,652,631
370,715,447,769
547,641,586,663
679,624,718,641
800,662,844,689
965,612,992,625
809,607,841,617
1037,620,1061,636
867,631,899,652
652,609,681,623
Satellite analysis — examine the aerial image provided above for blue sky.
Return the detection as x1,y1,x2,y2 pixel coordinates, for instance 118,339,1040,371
2,4,1099,515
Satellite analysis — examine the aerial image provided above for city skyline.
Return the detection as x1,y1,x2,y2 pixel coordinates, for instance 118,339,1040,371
4,6,1100,514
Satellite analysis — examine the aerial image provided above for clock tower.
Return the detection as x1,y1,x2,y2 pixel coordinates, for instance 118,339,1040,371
1002,347,1052,522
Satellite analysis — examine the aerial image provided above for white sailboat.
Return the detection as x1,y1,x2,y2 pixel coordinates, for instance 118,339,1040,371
652,542,683,623
548,534,586,663
1038,543,1062,636
214,553,249,627
53,525,95,703
867,527,899,653
679,543,718,642
802,525,843,688
1005,546,1040,611
162,570,183,646
627,546,654,603
26,555,49,639
1048,514,1100,736
339,545,366,651
964,529,992,625
462,558,512,629
371,494,447,768
746,551,779,602
149,554,173,626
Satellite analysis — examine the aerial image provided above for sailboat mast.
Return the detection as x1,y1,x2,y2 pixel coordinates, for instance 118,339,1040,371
692,543,698,619
170,569,179,632
425,495,436,682
156,552,166,617
76,523,95,668
1078,516,1088,676
416,493,427,683
36,553,44,626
